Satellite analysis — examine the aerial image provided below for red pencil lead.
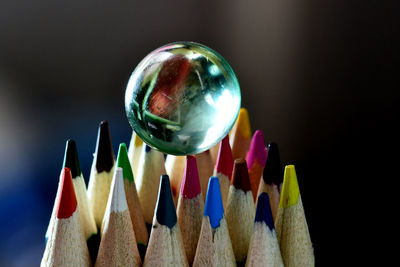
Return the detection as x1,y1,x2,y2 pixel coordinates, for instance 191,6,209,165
181,155,201,199
56,168,77,219
215,135,234,179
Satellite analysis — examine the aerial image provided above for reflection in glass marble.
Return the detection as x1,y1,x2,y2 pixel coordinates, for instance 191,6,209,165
125,42,241,155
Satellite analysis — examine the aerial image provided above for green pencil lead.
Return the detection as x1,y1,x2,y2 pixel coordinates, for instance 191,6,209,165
116,143,135,182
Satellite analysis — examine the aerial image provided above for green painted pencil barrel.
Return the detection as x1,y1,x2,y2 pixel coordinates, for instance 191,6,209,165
125,42,241,155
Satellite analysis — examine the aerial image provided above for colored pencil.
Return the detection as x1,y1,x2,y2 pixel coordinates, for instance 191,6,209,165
127,130,143,178
87,120,116,229
257,142,283,222
41,168,91,267
213,134,234,209
95,167,141,266
196,150,214,202
143,175,188,267
193,177,236,267
275,165,314,266
176,155,204,265
45,140,99,262
246,130,267,201
226,159,255,264
165,154,186,205
63,140,99,261
135,144,167,225
245,193,283,267
230,108,252,161
45,171,62,243
116,143,148,257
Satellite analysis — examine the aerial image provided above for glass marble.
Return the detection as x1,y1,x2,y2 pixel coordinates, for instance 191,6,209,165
125,41,241,155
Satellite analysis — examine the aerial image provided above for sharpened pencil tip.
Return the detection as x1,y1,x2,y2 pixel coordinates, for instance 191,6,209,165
116,143,134,182
145,144,152,153
236,108,252,138
262,142,283,185
280,165,300,208
56,168,77,219
63,139,82,179
255,193,275,231
155,175,177,228
246,130,267,169
231,159,251,191
204,177,224,228
181,155,201,199
95,120,115,173
215,135,234,178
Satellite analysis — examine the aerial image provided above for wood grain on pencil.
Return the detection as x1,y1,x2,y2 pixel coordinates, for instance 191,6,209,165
246,193,283,267
226,159,255,264
275,165,314,267
193,177,236,267
213,135,234,210
88,121,115,229
177,155,204,265
41,168,91,267
144,175,188,266
116,143,148,254
96,168,141,267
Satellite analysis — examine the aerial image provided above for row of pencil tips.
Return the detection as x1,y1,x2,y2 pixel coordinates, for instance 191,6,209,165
41,108,314,266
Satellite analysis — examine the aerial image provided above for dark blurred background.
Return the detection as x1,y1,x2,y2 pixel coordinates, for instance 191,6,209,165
0,0,398,265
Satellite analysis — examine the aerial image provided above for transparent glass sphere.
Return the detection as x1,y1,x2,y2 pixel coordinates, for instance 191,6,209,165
125,41,241,155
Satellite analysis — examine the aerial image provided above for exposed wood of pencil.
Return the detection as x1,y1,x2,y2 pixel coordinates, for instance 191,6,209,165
135,145,166,224
64,140,97,238
116,143,148,248
41,168,91,267
256,142,283,222
87,120,116,229
213,134,233,210
196,150,214,202
165,154,186,205
193,177,236,267
143,175,188,266
95,168,141,267
209,141,220,166
226,159,255,264
275,165,314,267
246,193,283,267
177,155,204,265
127,131,143,179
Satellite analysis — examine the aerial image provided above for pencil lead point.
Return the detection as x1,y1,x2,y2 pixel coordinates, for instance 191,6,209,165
262,142,283,185
255,193,275,231
56,168,77,219
231,159,251,191
204,177,224,228
155,175,177,228
145,144,152,153
236,108,252,138
95,120,115,173
181,155,201,199
246,130,267,169
215,135,234,178
109,167,128,212
280,165,300,208
116,143,134,182
63,139,82,179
